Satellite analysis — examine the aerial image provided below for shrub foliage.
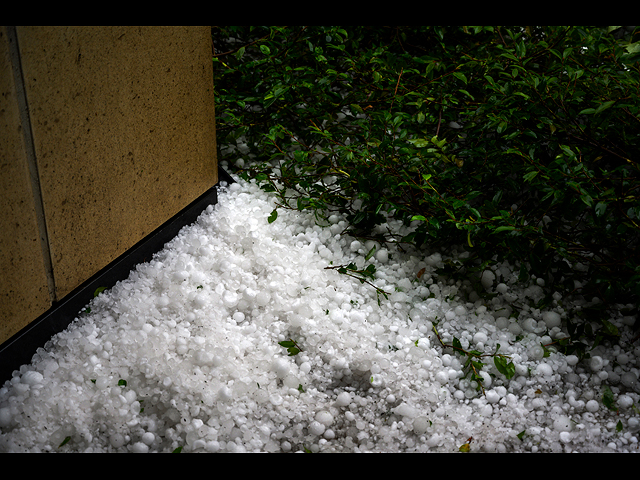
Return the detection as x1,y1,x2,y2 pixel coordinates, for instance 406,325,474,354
211,26,640,343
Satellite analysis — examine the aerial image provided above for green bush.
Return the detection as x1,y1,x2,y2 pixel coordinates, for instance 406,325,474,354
211,26,640,346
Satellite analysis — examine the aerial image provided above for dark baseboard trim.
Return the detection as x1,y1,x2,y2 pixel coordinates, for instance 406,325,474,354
0,167,236,385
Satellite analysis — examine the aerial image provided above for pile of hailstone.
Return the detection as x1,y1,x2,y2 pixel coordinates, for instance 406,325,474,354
1,174,639,453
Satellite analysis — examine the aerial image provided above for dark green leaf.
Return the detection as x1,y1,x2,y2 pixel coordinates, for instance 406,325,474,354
494,356,516,379
93,287,107,298
603,385,617,411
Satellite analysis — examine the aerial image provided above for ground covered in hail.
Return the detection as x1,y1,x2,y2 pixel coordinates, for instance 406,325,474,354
1,176,639,452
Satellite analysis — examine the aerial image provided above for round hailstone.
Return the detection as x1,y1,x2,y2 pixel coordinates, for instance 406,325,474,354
283,374,301,389
256,291,270,307
131,442,149,453
590,356,605,371
621,372,638,388
480,270,495,289
542,311,562,329
315,410,334,427
473,331,488,345
435,371,449,385
110,433,126,448
553,415,573,432
413,416,430,434
350,240,362,252
272,358,290,378
618,395,634,409
529,345,545,361
336,391,352,407
586,400,600,413
616,353,630,365
309,421,325,436
141,432,155,445
375,249,389,263
485,390,501,404
394,403,417,418
521,318,537,333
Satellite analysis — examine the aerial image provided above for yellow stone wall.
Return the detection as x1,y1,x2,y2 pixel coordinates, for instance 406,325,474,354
0,26,217,345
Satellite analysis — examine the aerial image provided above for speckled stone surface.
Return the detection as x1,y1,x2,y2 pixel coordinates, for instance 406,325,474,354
0,26,217,344
0,27,53,343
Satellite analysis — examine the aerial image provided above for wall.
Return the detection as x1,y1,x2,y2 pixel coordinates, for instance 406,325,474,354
0,26,217,346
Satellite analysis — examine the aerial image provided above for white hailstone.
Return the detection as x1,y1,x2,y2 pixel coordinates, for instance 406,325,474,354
522,318,538,332
495,316,509,330
586,400,600,413
272,358,290,378
435,371,449,384
529,345,545,361
559,431,572,443
479,370,492,388
426,433,442,447
336,392,352,407
485,390,501,404
480,404,493,417
283,374,300,389
131,442,149,453
535,362,554,378
413,416,431,434
110,433,127,448
480,270,495,289
315,410,334,427
508,322,523,336
256,291,270,306
375,249,389,263
542,311,562,329
0,407,12,427
618,395,634,409
473,331,488,345
21,371,44,386
616,353,630,365
323,429,336,440
496,283,509,294
218,385,233,402
565,355,579,366
95,376,110,389
621,372,638,388
590,356,605,371
553,415,573,432
141,432,155,446
309,421,325,436
394,403,417,418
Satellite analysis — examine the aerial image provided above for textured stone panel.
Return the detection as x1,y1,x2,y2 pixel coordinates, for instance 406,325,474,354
17,26,217,299
0,27,52,343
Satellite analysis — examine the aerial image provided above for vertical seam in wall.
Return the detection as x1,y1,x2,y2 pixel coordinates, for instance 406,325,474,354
6,26,57,304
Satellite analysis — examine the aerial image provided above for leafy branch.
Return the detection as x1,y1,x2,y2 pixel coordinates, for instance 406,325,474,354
431,324,515,395
279,338,302,356
324,262,389,304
